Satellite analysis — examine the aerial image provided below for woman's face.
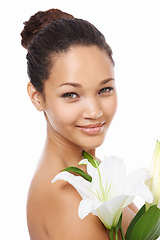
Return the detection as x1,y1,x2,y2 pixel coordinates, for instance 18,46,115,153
43,45,117,150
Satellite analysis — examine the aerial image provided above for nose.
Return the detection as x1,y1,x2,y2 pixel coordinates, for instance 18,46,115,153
82,98,103,120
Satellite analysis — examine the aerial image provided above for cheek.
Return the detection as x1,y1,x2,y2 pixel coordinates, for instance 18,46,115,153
103,95,117,120
47,102,80,127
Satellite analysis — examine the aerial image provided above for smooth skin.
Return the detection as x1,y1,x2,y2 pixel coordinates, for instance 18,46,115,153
27,46,138,239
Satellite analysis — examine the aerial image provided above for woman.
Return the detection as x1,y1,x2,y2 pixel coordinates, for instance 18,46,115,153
21,8,138,240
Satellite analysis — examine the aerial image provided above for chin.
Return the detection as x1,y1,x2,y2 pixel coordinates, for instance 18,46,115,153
80,138,105,151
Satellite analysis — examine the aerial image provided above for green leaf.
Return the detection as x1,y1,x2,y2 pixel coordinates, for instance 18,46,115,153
129,205,160,240
125,204,146,240
82,151,100,168
62,166,92,182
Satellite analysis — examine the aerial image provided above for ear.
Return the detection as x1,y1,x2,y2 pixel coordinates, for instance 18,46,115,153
27,82,45,111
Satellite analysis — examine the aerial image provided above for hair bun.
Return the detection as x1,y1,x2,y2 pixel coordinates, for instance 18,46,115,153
21,8,74,49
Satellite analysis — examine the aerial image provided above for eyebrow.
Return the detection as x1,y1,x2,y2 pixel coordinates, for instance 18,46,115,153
99,78,114,85
58,78,114,88
58,82,82,88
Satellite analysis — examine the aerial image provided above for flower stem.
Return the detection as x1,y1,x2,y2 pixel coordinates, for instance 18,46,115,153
120,226,125,240
109,229,114,240
115,231,118,240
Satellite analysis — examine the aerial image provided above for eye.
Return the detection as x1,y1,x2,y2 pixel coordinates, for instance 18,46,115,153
99,87,113,94
62,92,78,99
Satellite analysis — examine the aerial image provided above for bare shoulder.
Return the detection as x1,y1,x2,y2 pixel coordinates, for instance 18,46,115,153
27,170,110,240
27,171,51,240
27,165,137,240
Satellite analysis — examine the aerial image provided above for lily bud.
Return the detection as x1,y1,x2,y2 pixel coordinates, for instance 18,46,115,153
146,140,160,210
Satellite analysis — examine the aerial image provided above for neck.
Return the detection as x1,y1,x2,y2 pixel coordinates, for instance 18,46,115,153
43,122,95,167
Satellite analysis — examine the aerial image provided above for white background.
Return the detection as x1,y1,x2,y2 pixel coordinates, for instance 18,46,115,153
0,0,160,239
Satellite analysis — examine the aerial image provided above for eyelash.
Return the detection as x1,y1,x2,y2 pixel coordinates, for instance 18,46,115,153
98,87,113,94
62,92,78,99
62,87,114,100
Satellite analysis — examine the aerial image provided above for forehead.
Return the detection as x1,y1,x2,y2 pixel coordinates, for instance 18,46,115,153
48,45,114,86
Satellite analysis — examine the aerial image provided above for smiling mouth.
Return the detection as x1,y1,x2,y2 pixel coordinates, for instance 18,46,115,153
76,122,105,134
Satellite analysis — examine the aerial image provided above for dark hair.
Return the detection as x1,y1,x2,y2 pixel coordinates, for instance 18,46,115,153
21,9,114,93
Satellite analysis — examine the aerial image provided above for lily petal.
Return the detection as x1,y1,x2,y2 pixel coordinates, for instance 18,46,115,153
79,159,97,178
126,168,151,191
78,198,101,219
91,194,134,229
99,156,125,182
52,171,92,199
128,182,153,203
99,156,126,196
78,159,88,165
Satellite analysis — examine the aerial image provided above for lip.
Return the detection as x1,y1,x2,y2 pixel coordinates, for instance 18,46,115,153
76,122,105,135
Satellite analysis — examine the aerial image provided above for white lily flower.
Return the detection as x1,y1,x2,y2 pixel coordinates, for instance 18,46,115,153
146,141,160,210
52,156,153,230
